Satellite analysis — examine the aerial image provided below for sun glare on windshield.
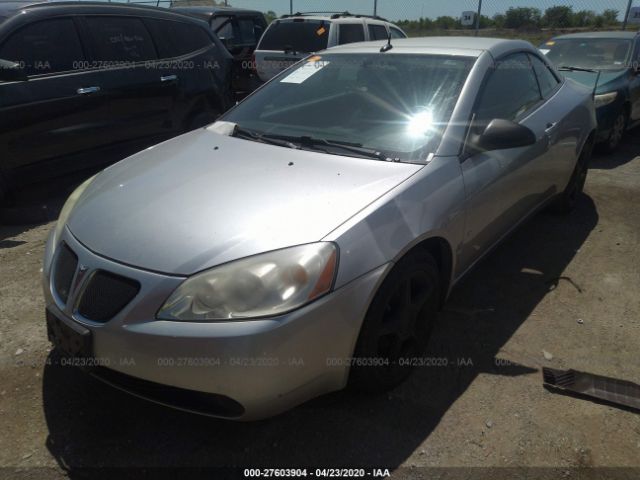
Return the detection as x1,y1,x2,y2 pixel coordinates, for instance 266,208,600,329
406,110,435,138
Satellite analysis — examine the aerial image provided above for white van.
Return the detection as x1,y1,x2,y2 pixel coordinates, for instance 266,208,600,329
254,12,407,82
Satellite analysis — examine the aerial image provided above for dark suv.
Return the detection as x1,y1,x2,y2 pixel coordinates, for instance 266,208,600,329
0,1,233,201
172,6,267,96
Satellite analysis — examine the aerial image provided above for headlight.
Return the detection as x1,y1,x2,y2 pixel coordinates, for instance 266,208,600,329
158,242,338,321
51,174,97,249
594,92,618,108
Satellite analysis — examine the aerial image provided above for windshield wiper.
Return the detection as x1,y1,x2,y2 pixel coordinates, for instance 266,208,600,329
557,66,602,98
232,126,299,149
558,65,599,73
232,128,397,161
266,135,394,161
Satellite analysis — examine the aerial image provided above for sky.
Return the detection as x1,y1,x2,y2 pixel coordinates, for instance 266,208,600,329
219,0,635,21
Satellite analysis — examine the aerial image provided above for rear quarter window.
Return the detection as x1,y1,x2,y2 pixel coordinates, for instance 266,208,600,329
85,16,157,62
529,54,560,98
237,17,261,44
368,24,388,41
390,27,406,39
145,19,211,58
258,20,329,53
211,15,234,41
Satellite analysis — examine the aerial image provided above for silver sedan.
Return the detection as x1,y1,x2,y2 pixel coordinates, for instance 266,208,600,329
42,37,596,420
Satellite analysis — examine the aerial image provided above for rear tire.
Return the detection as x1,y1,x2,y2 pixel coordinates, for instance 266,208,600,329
551,138,593,214
349,250,441,392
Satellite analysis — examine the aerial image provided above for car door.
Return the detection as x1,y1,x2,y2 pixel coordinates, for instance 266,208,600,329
528,53,575,192
629,37,640,121
0,17,110,181
144,17,229,125
212,13,263,93
458,52,551,271
80,15,177,145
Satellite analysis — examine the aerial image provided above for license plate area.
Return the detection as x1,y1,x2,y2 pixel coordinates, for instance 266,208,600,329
46,309,93,358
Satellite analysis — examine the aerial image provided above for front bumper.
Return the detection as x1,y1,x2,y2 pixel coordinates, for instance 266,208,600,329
42,227,388,420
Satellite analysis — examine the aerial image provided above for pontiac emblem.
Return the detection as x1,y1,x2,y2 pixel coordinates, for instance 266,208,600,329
72,264,89,296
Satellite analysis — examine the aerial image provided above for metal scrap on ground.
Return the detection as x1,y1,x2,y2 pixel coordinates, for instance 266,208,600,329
543,368,640,411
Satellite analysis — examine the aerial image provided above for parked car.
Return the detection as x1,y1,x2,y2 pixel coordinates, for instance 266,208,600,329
43,37,596,421
541,31,640,151
0,1,233,202
171,5,267,97
254,12,407,82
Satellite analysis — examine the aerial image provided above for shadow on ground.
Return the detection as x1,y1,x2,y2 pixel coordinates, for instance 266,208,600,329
590,127,640,170
41,193,599,474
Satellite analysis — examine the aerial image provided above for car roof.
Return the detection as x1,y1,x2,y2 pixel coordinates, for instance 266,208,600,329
171,5,263,16
277,14,393,24
0,0,190,18
0,0,218,30
325,36,535,58
0,0,40,17
552,31,639,40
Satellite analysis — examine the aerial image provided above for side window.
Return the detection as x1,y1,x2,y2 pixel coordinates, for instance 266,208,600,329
529,54,560,98
475,53,542,121
253,18,266,42
338,24,365,45
237,18,259,44
212,15,234,42
389,27,406,39
0,18,84,76
85,16,156,62
368,24,388,41
145,19,211,58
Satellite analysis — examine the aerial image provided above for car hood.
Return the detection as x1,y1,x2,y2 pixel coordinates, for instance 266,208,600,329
67,128,422,275
561,69,627,94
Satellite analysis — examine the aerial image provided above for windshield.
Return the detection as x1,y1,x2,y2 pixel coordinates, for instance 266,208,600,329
541,38,632,70
223,53,474,162
258,20,330,52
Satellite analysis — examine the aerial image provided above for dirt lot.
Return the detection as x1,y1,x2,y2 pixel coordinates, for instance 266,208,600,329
0,137,639,479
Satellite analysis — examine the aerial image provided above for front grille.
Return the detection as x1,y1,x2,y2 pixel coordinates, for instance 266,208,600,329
77,271,140,322
53,244,78,304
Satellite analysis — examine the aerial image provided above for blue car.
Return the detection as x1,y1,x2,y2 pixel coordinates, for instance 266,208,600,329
541,31,640,151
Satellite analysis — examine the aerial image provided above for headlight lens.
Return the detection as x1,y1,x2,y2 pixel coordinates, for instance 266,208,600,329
158,242,338,321
51,174,97,248
594,92,618,108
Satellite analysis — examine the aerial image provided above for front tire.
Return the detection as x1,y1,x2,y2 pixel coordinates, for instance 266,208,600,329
551,138,593,214
602,110,627,153
349,250,441,392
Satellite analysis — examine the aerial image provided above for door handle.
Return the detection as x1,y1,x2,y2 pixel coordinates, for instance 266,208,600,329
160,75,178,83
77,86,100,95
545,122,557,133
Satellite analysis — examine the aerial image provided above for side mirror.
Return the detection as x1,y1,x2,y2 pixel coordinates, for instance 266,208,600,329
0,59,28,82
470,118,536,153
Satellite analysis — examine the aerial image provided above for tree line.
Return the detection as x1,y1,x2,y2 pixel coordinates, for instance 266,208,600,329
396,6,621,31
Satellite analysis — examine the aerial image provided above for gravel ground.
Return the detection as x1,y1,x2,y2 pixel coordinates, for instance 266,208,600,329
0,137,639,479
